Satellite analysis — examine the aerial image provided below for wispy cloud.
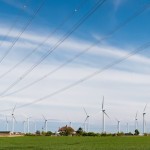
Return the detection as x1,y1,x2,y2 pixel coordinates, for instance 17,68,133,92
0,26,150,67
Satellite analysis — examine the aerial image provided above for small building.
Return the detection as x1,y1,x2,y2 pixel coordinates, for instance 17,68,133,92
0,131,11,136
58,125,76,136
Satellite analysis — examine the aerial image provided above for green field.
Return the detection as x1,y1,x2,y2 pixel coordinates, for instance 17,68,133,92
0,136,150,150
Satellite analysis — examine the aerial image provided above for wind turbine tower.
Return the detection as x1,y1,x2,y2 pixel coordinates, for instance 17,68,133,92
135,111,138,131
11,105,16,133
42,115,48,132
83,107,90,132
23,121,26,134
5,116,9,131
126,122,129,133
101,96,109,133
116,119,120,133
143,104,147,134
24,115,31,133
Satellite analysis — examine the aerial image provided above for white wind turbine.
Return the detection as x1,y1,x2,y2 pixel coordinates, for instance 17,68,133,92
83,107,90,132
22,120,26,134
34,121,37,133
11,105,16,133
5,116,9,131
135,111,138,131
69,122,72,128
24,115,31,133
42,115,48,132
143,104,147,134
101,96,110,133
115,118,120,133
126,122,129,133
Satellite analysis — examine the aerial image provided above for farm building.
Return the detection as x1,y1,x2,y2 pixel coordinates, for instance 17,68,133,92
0,131,11,136
58,125,76,135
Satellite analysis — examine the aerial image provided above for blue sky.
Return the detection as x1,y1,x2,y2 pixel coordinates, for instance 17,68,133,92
0,0,150,133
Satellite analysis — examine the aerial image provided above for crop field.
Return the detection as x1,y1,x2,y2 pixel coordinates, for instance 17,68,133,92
0,136,150,150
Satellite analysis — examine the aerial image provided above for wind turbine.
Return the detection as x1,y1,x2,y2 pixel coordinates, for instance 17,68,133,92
34,121,37,133
42,115,48,132
101,96,110,133
23,120,26,134
23,115,31,133
5,116,9,131
11,105,16,133
69,122,72,128
126,122,129,133
143,104,147,134
135,111,138,131
115,118,120,133
83,107,90,132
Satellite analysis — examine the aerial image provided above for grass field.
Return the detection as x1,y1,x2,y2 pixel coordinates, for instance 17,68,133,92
0,136,150,150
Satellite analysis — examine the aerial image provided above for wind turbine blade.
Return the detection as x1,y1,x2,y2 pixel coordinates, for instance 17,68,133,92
13,116,17,123
43,121,46,129
102,96,104,110
104,112,110,119
143,104,148,112
84,116,88,123
12,104,17,113
135,111,138,119
83,107,88,116
42,114,46,121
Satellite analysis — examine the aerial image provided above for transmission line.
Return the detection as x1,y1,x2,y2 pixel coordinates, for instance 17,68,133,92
0,0,106,96
0,0,88,79
1,3,149,98
0,0,46,64
11,41,150,110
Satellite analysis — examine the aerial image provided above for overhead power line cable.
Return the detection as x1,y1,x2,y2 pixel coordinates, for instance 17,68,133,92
0,0,88,79
0,0,46,64
2,3,150,98
2,41,150,112
0,0,106,96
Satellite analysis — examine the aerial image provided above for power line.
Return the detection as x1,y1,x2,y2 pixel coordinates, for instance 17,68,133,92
2,3,150,98
0,0,88,79
0,0,106,96
10,41,150,111
0,0,46,64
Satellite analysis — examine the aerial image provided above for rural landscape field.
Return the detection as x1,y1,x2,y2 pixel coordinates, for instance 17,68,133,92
0,136,150,150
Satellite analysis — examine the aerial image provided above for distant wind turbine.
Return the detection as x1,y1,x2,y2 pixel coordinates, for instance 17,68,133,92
23,120,26,134
42,115,48,132
83,107,90,132
135,111,138,131
126,122,129,133
24,115,31,133
11,105,17,133
5,116,9,131
34,121,37,133
101,96,110,133
143,104,147,134
115,118,120,133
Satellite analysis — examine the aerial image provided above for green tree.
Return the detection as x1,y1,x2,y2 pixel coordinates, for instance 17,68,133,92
134,129,140,135
76,127,83,135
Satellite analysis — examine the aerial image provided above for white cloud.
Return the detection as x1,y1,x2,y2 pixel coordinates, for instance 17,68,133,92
0,25,149,133
0,26,150,68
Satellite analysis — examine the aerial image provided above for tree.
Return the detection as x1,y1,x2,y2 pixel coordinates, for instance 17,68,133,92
45,131,52,136
76,127,83,135
35,130,40,135
134,129,139,135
